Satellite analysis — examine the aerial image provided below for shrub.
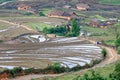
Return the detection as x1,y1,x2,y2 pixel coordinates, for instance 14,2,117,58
31,78,35,80
0,40,3,43
21,12,33,16
43,26,66,36
73,70,107,80
9,67,23,77
65,32,76,37
24,68,34,75
101,48,107,58
115,38,120,50
51,63,63,73
118,49,120,54
70,65,81,71
110,63,120,80
39,11,45,16
71,19,80,37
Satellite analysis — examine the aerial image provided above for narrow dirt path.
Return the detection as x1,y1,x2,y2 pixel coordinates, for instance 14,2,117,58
88,38,119,67
0,19,38,33
95,47,119,67
10,74,63,80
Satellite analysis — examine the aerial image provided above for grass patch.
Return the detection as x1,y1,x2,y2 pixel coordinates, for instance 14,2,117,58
36,61,118,80
99,0,120,5
39,8,52,16
104,40,115,46
0,21,12,30
25,22,53,31
82,24,120,41
89,15,108,20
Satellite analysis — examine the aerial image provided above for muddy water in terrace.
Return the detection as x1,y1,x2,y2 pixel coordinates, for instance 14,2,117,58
0,37,103,69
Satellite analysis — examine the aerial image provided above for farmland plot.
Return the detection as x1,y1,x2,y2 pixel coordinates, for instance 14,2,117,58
0,21,35,41
0,37,103,69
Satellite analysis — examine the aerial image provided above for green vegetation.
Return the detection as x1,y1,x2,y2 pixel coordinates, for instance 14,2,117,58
43,25,66,36
21,12,33,16
0,40,3,43
39,8,52,16
73,62,120,80
40,61,120,80
89,15,107,21
115,38,120,49
110,63,120,80
9,67,23,77
104,40,115,46
82,22,120,45
101,48,107,58
43,19,81,37
24,68,34,75
25,22,53,31
74,70,107,80
39,12,45,16
51,63,66,73
99,0,120,5
66,19,80,37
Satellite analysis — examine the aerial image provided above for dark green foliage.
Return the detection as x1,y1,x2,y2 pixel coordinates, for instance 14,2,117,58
31,78,35,80
24,68,34,75
0,40,3,43
9,67,23,77
43,26,66,36
110,63,120,80
118,49,120,54
21,12,33,16
71,19,80,37
70,65,81,71
115,38,120,50
73,70,107,80
50,63,67,73
66,19,80,37
66,32,77,37
51,63,62,73
43,19,80,37
101,48,107,58
39,11,45,16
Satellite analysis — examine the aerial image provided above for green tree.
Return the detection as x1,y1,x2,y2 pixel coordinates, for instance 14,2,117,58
39,11,45,16
9,67,23,77
115,37,120,50
73,70,107,80
110,63,120,80
71,19,80,36
101,48,107,58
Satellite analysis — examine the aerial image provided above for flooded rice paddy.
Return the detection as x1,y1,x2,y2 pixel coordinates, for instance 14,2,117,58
0,37,103,69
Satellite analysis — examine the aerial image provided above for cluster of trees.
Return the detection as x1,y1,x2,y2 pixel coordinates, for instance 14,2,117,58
114,24,120,54
66,19,80,37
73,70,107,80
0,61,94,78
115,37,120,54
73,62,120,80
39,11,45,16
43,19,80,37
43,26,66,36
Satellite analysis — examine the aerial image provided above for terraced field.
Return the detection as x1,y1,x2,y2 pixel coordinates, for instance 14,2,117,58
0,37,103,69
0,20,36,41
